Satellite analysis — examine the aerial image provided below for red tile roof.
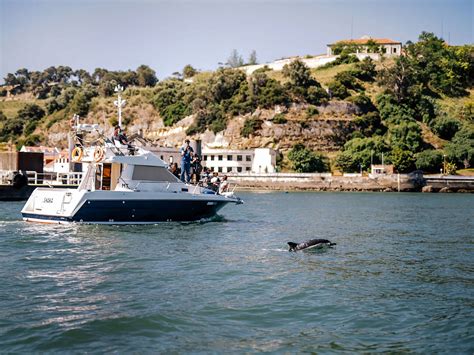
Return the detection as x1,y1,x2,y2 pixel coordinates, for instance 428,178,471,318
329,37,401,46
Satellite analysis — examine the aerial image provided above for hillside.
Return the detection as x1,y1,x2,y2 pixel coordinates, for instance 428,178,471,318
1,32,473,174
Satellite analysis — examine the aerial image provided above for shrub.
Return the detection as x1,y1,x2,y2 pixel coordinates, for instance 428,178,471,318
431,116,461,140
22,134,42,146
328,80,349,99
353,111,384,136
17,104,45,121
282,59,317,88
253,65,272,74
288,143,328,172
337,136,389,172
0,118,24,140
305,85,329,105
319,53,359,69
335,151,358,172
348,94,376,114
69,91,90,117
250,72,289,109
306,105,319,118
23,121,38,136
241,118,263,137
334,71,362,91
161,101,190,126
186,105,227,135
444,126,474,168
389,147,416,173
415,150,444,172
386,121,423,152
351,57,377,82
272,113,287,124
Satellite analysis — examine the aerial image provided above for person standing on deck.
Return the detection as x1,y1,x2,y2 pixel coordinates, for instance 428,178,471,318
180,139,194,183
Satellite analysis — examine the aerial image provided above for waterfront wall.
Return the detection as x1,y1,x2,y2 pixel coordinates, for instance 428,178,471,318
228,173,420,192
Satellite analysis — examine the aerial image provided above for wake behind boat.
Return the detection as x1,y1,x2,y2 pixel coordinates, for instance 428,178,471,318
21,125,242,224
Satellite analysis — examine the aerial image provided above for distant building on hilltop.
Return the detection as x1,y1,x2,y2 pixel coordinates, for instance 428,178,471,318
327,35,402,56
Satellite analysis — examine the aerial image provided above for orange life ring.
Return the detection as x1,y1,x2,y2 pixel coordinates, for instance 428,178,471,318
93,147,105,162
71,147,83,162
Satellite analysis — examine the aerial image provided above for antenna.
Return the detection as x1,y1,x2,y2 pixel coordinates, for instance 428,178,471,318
441,17,444,39
351,15,354,39
114,85,126,128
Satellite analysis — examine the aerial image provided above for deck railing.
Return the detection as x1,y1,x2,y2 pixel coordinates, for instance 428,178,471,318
25,171,84,185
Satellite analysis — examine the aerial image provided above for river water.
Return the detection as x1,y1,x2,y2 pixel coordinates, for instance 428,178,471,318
0,192,473,353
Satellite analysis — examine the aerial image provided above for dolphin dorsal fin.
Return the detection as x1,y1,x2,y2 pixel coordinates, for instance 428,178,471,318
287,242,298,251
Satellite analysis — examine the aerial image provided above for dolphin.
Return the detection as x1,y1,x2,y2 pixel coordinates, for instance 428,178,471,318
288,239,336,252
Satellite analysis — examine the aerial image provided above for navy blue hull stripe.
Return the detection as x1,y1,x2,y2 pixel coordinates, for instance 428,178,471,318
23,199,229,222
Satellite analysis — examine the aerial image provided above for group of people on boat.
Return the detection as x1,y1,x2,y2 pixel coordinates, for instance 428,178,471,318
109,130,231,194
167,139,230,194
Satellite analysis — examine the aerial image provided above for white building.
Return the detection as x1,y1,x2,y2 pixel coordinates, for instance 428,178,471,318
202,148,276,174
146,146,182,166
327,36,402,57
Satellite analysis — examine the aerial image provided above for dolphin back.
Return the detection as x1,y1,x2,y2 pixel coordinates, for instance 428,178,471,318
288,239,337,251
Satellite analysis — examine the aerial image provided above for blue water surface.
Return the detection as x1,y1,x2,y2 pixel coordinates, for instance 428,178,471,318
0,192,473,353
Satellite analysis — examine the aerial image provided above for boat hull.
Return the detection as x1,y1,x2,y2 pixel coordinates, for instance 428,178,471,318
22,198,229,224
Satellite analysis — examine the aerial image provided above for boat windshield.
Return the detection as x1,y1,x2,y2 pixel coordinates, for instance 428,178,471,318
131,165,179,183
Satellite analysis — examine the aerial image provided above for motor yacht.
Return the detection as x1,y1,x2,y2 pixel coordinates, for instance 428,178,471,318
21,126,242,224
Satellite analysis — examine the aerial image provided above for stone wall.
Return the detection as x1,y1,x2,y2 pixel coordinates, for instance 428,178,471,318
228,173,419,192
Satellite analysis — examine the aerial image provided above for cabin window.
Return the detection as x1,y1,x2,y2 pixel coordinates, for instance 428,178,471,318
132,165,179,182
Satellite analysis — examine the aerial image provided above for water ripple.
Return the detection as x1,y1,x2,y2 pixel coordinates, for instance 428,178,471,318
0,194,473,353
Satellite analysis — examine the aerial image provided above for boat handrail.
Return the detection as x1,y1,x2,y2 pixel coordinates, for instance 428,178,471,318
26,171,84,185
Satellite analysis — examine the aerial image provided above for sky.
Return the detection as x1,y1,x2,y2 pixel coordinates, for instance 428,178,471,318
0,0,472,81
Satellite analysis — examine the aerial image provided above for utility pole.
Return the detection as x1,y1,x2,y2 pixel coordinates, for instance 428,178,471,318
114,85,126,128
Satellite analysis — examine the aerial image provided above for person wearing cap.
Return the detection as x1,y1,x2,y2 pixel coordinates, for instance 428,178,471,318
179,139,194,183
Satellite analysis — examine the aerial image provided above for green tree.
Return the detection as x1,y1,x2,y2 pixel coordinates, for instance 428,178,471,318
335,151,357,172
248,50,258,65
415,150,444,172
136,65,157,87
227,49,244,68
241,118,263,137
69,91,90,117
336,136,388,172
182,64,198,79
328,80,349,99
389,147,416,172
288,144,328,172
348,94,376,114
366,39,381,53
444,126,474,167
249,72,289,108
431,115,461,140
18,104,45,122
282,59,317,88
334,71,362,91
351,57,377,81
